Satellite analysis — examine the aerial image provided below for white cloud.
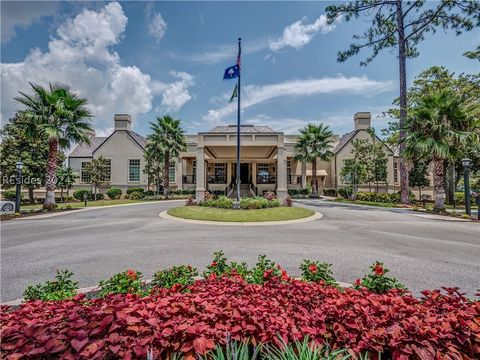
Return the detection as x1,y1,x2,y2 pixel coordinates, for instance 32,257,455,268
157,71,195,113
149,12,167,42
1,2,193,130
203,75,395,124
1,1,59,43
269,14,338,52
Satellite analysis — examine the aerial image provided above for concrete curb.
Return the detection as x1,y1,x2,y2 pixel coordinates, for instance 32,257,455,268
10,200,185,220
159,209,323,226
2,278,352,306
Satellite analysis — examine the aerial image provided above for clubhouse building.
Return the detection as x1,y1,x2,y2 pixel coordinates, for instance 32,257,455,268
68,112,432,201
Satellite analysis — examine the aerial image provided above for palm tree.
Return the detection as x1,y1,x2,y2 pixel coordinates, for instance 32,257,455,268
15,83,92,208
146,116,186,196
403,89,479,211
294,123,335,197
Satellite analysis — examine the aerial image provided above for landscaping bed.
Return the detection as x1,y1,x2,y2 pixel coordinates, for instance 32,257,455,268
167,206,314,222
1,253,479,359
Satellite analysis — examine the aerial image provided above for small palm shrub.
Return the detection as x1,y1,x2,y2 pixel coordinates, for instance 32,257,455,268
98,269,145,297
300,260,337,286
106,187,122,199
152,265,198,289
204,337,258,360
263,337,351,360
23,269,78,301
354,261,406,294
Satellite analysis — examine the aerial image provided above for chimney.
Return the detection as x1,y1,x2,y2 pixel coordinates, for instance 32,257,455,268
354,112,371,130
114,114,132,131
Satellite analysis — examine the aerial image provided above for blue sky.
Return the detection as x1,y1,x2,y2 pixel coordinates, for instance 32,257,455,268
1,1,478,137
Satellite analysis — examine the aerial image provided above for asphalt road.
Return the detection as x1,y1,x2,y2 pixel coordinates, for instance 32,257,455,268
1,200,479,301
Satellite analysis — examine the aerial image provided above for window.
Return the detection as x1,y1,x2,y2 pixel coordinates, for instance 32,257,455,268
192,160,196,175
169,162,176,182
214,163,226,176
81,162,91,183
102,159,111,182
394,162,398,183
129,159,140,182
287,161,291,177
257,163,269,174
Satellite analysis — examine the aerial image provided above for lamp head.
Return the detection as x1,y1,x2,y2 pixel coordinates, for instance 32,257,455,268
16,160,23,170
461,158,472,169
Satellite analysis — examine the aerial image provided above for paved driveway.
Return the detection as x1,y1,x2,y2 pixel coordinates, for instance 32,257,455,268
1,200,479,301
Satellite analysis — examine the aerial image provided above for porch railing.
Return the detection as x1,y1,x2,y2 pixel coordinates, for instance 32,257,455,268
208,175,226,184
183,175,196,184
287,175,302,185
256,175,276,184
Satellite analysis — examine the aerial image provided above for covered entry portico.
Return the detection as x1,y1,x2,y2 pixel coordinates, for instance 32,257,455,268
191,125,288,201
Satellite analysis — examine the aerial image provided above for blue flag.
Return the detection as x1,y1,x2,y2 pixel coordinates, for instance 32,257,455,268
223,64,239,80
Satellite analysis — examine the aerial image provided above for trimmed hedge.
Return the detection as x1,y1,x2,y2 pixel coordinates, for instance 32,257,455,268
106,188,122,200
72,189,91,201
1,190,21,201
126,188,145,195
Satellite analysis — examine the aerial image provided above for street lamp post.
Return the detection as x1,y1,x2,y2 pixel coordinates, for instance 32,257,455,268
461,158,472,216
15,160,23,213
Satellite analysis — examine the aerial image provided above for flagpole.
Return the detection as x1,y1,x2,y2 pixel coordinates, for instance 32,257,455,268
236,37,241,203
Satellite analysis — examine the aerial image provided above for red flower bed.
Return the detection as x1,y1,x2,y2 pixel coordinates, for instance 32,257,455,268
1,278,479,359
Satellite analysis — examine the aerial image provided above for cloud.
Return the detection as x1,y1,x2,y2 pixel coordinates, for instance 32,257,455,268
269,14,338,52
1,1,59,43
1,2,193,130
203,75,395,124
149,12,167,42
156,71,195,113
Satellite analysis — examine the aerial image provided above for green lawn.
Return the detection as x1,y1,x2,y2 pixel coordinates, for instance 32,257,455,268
21,199,152,211
168,206,315,222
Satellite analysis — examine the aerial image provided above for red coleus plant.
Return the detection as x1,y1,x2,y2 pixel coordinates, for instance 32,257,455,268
1,278,479,360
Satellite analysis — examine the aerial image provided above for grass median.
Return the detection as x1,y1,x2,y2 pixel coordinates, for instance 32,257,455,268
167,206,315,222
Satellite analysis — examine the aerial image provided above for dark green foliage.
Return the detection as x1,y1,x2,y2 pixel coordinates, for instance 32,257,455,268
300,260,337,286
98,270,145,297
152,265,198,289
322,188,337,197
73,189,92,201
23,270,78,301
354,262,406,294
200,195,233,209
240,196,280,209
337,187,353,199
247,255,283,284
126,187,145,195
2,190,21,201
202,251,249,279
106,187,122,200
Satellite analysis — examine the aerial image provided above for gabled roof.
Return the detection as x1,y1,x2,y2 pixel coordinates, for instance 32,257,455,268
333,130,359,154
68,131,146,158
210,125,274,133
69,136,108,157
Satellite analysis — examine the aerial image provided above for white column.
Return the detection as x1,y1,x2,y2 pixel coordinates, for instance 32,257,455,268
196,147,205,201
277,147,288,201
252,161,257,185
176,157,183,190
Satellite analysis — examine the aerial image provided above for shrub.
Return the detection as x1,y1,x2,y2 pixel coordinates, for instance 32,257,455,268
202,251,249,279
97,269,145,297
23,269,78,301
283,194,292,207
185,195,196,206
73,189,92,201
240,196,279,209
354,261,406,294
126,187,145,195
322,188,337,197
300,260,337,286
128,191,145,200
263,191,277,201
63,196,76,202
2,190,21,201
200,195,233,209
4,279,476,359
106,187,122,200
337,187,353,199
152,265,198,289
247,255,287,284
288,189,309,198
454,191,475,204
144,190,155,196
92,193,104,200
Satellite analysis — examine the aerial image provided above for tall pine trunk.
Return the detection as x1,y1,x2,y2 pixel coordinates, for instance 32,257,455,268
433,157,445,210
163,154,170,196
396,0,409,204
44,139,58,208
28,186,35,204
311,158,318,197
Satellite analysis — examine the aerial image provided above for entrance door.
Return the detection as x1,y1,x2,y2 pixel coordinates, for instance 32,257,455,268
240,163,249,184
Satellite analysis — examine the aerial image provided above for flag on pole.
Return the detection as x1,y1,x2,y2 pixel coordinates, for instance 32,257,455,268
223,64,239,80
229,84,238,103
